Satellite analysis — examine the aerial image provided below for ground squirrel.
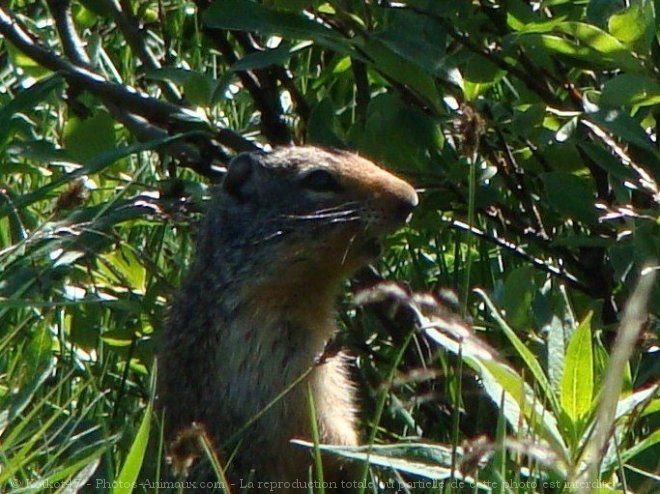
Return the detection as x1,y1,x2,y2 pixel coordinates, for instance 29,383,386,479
158,146,418,492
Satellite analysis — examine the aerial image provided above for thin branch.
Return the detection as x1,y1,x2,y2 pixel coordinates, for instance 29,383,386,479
273,65,310,122
441,216,592,294
487,125,549,239
46,0,91,67
228,31,292,144
44,0,223,176
101,0,182,102
193,0,292,145
352,59,369,126
236,32,310,123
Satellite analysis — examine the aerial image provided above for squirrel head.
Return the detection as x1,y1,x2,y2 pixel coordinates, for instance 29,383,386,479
201,146,418,296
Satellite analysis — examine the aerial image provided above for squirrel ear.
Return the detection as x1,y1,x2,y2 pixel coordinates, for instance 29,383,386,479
223,153,257,202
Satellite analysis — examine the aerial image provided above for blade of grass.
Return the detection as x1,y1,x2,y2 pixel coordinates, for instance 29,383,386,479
112,367,156,494
577,267,656,490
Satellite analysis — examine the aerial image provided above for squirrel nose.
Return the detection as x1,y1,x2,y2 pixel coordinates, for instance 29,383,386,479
394,188,418,223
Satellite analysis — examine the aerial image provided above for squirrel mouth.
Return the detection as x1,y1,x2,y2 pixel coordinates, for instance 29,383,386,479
361,237,383,258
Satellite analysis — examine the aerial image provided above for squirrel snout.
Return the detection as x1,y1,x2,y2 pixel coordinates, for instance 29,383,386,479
390,183,419,224
395,196,417,223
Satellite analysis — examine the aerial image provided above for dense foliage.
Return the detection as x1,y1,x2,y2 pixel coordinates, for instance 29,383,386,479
0,0,658,492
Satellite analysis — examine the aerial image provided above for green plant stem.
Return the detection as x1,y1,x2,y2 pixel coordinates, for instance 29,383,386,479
462,155,477,316
359,328,417,494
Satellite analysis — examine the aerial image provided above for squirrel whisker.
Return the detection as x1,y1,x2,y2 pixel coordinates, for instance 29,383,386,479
280,209,359,221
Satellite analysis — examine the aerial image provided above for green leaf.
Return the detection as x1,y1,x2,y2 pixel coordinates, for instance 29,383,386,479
608,0,656,54
292,441,488,485
478,359,567,457
99,248,147,294
359,37,440,106
6,43,52,79
500,266,535,328
63,110,117,164
515,22,642,71
555,22,642,70
1,322,55,427
541,172,599,224
0,74,63,148
307,98,344,148
360,94,442,172
476,289,560,416
560,311,594,423
601,74,660,108
369,11,462,89
587,109,659,155
579,142,639,181
232,43,309,71
203,0,356,57
463,54,507,100
182,71,216,107
113,401,152,494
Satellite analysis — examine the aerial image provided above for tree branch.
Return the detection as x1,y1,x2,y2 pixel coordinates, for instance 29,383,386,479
0,5,257,156
101,0,182,102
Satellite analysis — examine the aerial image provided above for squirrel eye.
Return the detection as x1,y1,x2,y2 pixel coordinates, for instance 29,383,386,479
300,169,342,193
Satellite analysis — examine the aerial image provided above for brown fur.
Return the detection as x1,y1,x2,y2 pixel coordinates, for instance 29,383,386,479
158,147,417,492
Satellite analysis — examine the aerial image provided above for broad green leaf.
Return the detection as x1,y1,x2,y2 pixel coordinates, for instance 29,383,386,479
587,0,627,27
232,43,310,71
476,289,560,416
78,0,114,16
586,110,660,156
601,74,660,108
477,359,567,458
203,0,356,57
560,311,594,423
500,266,535,327
183,72,215,107
463,54,507,100
511,104,546,138
541,172,599,224
267,0,316,11
578,142,638,181
63,110,117,164
99,248,147,294
359,37,440,107
368,11,462,89
113,401,152,494
515,21,642,72
555,22,642,70
292,441,489,486
608,0,655,54
307,98,344,148
360,94,442,172
6,43,52,78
